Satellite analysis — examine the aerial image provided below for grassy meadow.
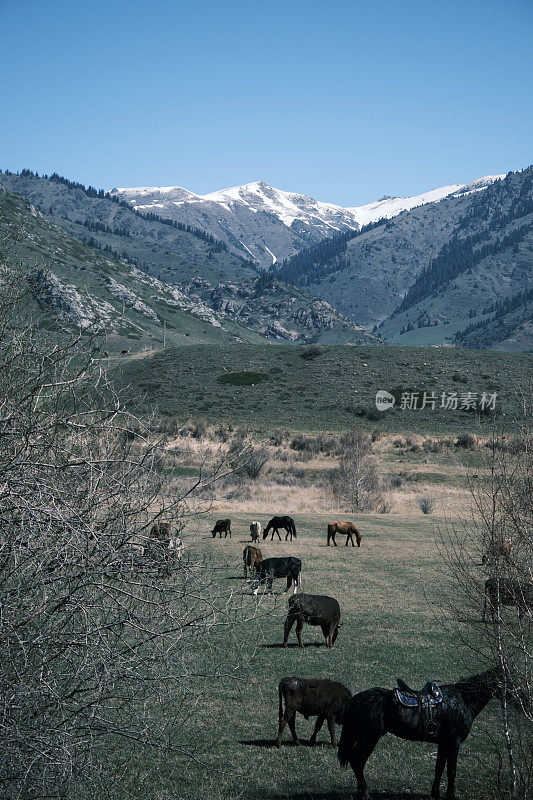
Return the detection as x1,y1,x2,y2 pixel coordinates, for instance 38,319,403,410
137,510,504,800
108,342,530,799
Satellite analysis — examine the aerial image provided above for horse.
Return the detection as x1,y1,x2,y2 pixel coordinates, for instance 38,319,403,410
250,521,261,542
327,521,362,547
338,666,523,800
263,515,297,541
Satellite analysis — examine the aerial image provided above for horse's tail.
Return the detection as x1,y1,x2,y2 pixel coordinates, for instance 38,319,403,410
291,519,297,538
278,681,284,725
338,695,359,767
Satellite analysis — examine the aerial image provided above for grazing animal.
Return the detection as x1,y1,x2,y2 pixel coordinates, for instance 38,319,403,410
251,556,301,595
211,518,231,538
284,593,341,648
481,537,512,564
276,677,352,748
483,577,533,620
338,666,523,800
144,522,171,556
263,515,297,541
327,521,362,547
243,545,262,578
250,521,261,542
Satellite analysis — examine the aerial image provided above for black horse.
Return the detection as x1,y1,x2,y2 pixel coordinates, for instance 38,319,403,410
263,515,297,541
338,666,522,799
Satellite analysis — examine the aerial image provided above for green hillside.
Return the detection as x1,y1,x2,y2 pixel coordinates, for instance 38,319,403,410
0,186,265,349
116,342,532,434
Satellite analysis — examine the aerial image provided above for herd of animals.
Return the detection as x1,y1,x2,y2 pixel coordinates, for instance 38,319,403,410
144,516,531,799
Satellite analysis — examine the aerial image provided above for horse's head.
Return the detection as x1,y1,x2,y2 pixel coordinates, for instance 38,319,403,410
332,621,342,645
490,665,529,713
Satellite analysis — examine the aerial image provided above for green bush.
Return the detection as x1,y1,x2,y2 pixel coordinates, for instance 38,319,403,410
216,371,270,386
299,345,324,360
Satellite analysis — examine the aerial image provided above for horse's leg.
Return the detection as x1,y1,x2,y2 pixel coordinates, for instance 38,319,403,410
431,743,447,799
348,735,380,800
283,613,296,646
445,740,460,800
326,713,337,747
309,714,325,746
276,709,287,747
296,617,304,647
284,574,292,593
288,712,300,744
276,528,282,541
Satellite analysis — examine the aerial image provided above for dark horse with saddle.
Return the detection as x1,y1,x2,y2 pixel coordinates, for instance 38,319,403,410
263,515,297,541
338,666,524,799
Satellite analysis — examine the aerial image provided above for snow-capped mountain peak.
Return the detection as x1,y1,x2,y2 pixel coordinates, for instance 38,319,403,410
113,174,505,267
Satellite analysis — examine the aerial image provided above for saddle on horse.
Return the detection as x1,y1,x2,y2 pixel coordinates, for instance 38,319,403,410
394,678,443,735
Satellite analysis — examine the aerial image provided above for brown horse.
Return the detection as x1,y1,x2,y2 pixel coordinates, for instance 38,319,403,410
327,521,362,547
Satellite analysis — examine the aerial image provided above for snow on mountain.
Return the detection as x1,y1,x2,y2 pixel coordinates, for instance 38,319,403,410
112,174,505,267
346,175,505,226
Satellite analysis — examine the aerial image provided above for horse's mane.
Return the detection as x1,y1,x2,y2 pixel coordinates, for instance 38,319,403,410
452,666,501,692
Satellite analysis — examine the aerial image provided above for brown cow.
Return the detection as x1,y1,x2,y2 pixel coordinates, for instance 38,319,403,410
327,521,362,547
243,545,262,578
276,677,351,748
482,537,512,565
145,522,171,555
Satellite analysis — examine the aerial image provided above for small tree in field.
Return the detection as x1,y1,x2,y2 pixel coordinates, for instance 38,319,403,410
329,432,383,511
440,411,533,800
0,257,258,798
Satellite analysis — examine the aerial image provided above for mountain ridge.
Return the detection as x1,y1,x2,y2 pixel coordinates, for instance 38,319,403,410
113,175,504,266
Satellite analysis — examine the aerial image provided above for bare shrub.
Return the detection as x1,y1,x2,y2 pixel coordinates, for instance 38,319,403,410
417,495,436,514
328,432,383,511
227,438,269,480
456,432,478,449
270,428,287,446
439,415,533,800
190,417,209,439
0,264,260,798
390,474,404,488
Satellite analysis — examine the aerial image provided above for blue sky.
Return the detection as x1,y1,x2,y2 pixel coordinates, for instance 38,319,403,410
1,0,531,205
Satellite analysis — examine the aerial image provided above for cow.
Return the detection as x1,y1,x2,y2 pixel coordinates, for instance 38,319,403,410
143,521,171,557
483,577,533,621
211,519,231,538
251,557,301,595
482,537,512,565
327,521,362,547
250,521,261,542
263,515,297,541
283,593,341,648
276,677,352,748
243,545,262,578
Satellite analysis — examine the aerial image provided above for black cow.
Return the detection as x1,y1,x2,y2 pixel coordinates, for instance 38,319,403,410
483,577,533,620
263,515,297,541
251,557,301,595
276,677,352,748
211,518,231,538
284,593,341,648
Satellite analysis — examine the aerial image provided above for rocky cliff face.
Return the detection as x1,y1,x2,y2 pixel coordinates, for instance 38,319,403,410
180,275,376,344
